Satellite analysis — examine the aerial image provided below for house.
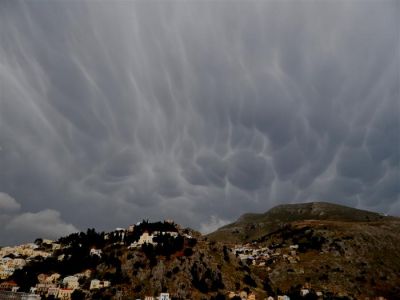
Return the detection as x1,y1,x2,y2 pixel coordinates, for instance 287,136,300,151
90,248,102,257
139,231,156,244
248,292,256,300
239,291,247,299
154,231,179,238
62,276,79,289
227,291,238,298
89,279,110,290
267,297,274,300
48,287,60,298
300,289,309,297
11,258,26,269
46,273,61,283
129,231,156,248
37,274,48,283
57,288,74,300
288,257,297,264
0,281,18,291
52,243,61,250
159,293,170,300
21,294,41,300
0,269,13,280
74,270,91,279
35,283,57,296
145,297,155,300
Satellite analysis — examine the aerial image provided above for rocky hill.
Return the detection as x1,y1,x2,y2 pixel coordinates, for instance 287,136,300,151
207,202,394,243
1,220,265,300
208,202,400,299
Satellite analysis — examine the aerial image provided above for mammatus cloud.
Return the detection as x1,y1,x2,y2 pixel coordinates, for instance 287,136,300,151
0,193,78,245
0,1,398,244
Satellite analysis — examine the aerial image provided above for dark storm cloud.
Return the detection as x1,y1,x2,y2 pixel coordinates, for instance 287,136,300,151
0,1,399,244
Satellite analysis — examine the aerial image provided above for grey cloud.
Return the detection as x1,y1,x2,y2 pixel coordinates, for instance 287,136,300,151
5,209,78,244
0,193,20,212
336,147,384,184
0,1,398,244
0,194,78,245
227,150,273,191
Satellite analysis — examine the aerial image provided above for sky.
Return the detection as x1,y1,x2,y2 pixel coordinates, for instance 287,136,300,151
0,1,399,245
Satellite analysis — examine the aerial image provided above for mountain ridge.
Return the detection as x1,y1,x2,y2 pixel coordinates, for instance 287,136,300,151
208,201,396,244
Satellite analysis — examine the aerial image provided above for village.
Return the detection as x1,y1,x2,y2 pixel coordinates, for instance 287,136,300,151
0,228,294,300
0,223,389,300
0,239,323,300
233,243,301,268
0,227,178,300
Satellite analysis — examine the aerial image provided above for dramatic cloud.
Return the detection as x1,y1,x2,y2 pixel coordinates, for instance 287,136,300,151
0,1,398,244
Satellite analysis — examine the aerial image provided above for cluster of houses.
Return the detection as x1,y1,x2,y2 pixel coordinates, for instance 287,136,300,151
227,290,257,299
0,269,111,300
34,270,110,297
233,243,300,268
0,240,58,280
226,288,319,300
142,293,170,300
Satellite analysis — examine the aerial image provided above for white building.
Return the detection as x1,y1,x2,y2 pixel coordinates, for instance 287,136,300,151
21,294,41,300
48,287,60,298
159,293,170,300
89,279,110,290
90,248,102,257
58,288,74,300
300,289,309,296
62,276,79,289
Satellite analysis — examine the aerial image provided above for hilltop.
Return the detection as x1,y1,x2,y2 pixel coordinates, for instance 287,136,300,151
207,202,394,243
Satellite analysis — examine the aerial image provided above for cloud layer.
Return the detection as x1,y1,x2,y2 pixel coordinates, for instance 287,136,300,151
0,1,399,243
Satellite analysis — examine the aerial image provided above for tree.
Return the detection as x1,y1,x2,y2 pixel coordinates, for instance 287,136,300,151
243,274,257,287
215,293,226,300
71,289,86,300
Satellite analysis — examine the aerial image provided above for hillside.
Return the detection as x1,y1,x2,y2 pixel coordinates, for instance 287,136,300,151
208,202,400,299
1,202,399,300
1,221,266,300
207,202,393,243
